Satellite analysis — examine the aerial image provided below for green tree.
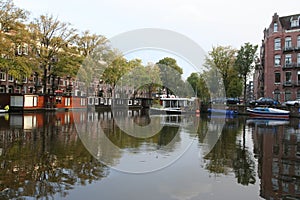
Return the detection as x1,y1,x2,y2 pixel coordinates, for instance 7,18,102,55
204,46,237,97
102,56,132,98
28,14,78,94
227,68,243,98
187,72,210,101
235,43,258,104
123,62,162,98
156,57,184,97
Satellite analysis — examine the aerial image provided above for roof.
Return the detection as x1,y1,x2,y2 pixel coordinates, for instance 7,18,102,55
279,14,300,30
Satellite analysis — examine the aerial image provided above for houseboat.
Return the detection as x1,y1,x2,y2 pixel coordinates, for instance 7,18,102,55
150,97,197,115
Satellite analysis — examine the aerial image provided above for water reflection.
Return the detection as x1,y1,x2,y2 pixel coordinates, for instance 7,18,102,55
1,110,300,199
248,118,300,199
75,110,199,173
199,115,256,185
0,112,109,200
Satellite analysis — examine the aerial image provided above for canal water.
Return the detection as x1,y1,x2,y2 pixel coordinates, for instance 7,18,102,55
0,110,299,200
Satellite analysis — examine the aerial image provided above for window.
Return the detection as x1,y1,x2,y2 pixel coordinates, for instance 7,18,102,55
23,44,28,55
0,72,5,81
22,76,27,83
297,89,300,99
8,74,14,82
291,18,299,28
285,54,292,67
298,35,300,48
298,71,300,85
0,85,5,93
275,72,281,83
285,90,292,101
275,38,281,50
285,37,292,49
17,45,22,55
274,89,280,101
286,71,292,83
298,53,300,66
274,22,278,32
275,55,281,66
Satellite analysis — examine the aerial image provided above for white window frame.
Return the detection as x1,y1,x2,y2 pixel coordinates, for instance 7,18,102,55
0,72,6,81
285,54,292,66
285,71,292,83
23,44,28,55
298,35,300,48
291,19,299,28
8,74,14,82
17,45,22,55
274,55,281,66
274,22,278,32
275,38,281,50
285,37,292,49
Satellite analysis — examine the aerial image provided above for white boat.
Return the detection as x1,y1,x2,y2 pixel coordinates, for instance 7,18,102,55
246,107,290,119
150,97,197,115
0,109,8,113
246,118,290,126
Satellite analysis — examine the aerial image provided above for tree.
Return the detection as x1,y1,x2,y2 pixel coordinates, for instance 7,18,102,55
156,57,184,97
187,72,210,101
0,0,28,32
235,43,258,104
28,14,78,94
75,30,108,57
101,56,132,98
226,68,243,98
0,0,35,83
123,62,162,98
204,46,237,97
75,31,110,96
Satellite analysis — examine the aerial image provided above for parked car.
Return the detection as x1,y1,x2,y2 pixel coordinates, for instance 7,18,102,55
282,99,300,107
249,97,280,106
210,97,240,105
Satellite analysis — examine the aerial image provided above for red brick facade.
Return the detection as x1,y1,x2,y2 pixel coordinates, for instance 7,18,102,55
255,13,300,102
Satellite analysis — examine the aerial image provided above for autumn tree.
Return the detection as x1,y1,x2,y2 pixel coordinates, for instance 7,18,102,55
75,30,111,96
0,0,36,83
235,43,258,104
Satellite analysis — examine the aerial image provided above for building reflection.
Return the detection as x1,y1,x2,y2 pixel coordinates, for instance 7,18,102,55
0,110,191,199
249,118,300,199
0,111,109,199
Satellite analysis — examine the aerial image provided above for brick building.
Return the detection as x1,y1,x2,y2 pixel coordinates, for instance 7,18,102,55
254,13,300,102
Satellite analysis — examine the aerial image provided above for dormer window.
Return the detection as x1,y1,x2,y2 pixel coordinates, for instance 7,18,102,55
291,16,300,28
274,22,278,32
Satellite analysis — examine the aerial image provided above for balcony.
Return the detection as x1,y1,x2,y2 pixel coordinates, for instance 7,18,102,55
283,81,293,87
282,63,294,69
283,46,294,52
295,46,300,51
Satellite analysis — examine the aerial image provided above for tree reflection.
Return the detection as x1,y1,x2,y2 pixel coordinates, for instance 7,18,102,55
0,113,109,200
199,115,256,185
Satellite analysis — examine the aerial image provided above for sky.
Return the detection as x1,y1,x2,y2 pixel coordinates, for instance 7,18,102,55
13,0,300,77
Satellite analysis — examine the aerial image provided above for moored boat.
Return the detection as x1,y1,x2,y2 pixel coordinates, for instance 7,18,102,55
246,107,290,119
150,97,197,115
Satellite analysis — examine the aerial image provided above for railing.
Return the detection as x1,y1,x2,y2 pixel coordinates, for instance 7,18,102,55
283,81,293,87
283,46,294,52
